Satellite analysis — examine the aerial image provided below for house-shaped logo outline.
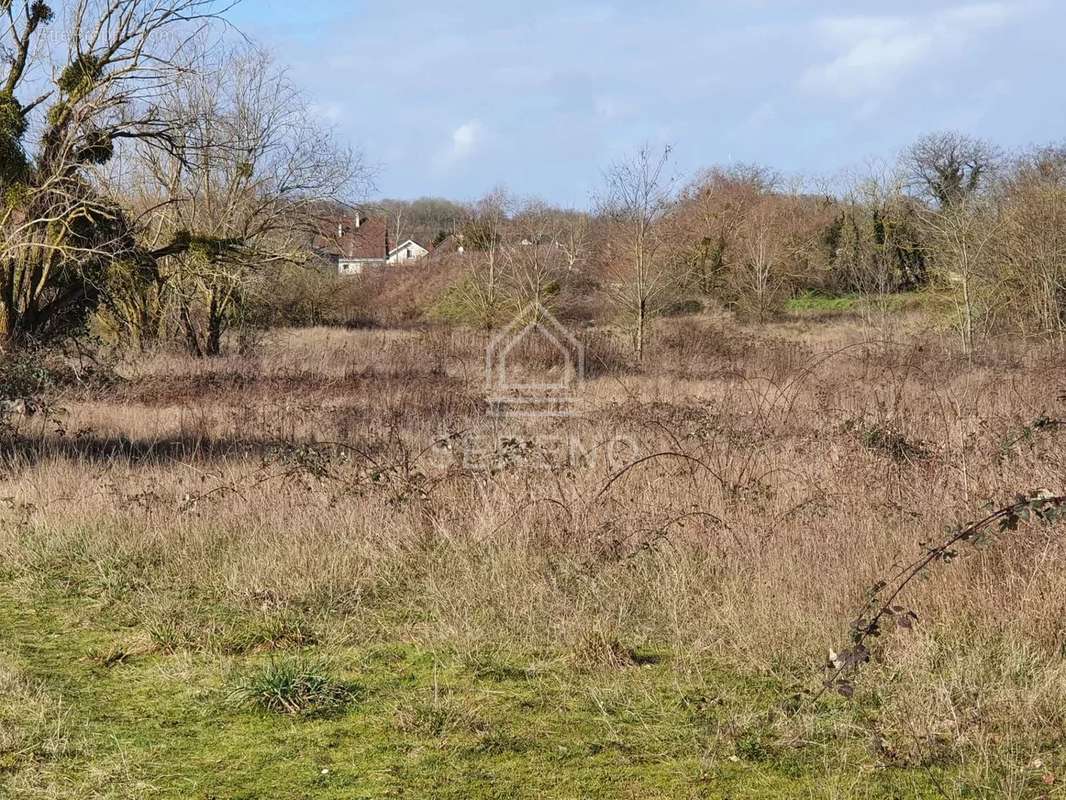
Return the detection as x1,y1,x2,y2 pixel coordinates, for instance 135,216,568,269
485,303,585,411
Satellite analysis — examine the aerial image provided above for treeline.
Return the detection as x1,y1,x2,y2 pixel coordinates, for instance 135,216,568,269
406,132,1066,357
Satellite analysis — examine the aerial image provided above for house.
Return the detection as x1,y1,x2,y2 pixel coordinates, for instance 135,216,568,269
387,239,430,264
329,214,391,275
324,213,434,275
430,234,466,256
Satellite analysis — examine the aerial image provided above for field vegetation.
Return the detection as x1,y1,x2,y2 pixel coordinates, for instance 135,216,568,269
2,315,1065,798
1,2,1066,798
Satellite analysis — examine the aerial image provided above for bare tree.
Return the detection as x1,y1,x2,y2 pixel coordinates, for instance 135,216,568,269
904,131,1001,208
552,209,589,276
728,191,813,322
453,187,511,327
597,145,679,360
130,40,360,355
377,197,466,248
920,196,1004,354
995,153,1066,342
0,0,234,349
501,199,570,312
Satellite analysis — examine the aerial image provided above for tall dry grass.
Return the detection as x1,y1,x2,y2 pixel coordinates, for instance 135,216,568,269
1,316,1064,772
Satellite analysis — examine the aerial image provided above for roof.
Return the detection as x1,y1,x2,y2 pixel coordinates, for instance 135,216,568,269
319,215,390,261
388,239,430,258
429,234,463,255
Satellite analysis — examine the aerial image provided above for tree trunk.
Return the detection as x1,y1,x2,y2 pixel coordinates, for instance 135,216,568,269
635,298,645,362
180,303,203,358
206,291,223,357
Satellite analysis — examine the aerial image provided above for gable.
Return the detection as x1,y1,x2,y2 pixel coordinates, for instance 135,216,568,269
388,239,429,258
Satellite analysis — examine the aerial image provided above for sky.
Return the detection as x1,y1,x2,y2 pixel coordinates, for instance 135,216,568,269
228,0,1066,208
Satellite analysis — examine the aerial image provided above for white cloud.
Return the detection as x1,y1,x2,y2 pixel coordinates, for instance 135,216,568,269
440,120,485,167
801,3,1015,99
744,101,778,129
801,30,935,97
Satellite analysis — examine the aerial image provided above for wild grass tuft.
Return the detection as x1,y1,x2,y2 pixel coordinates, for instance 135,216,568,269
229,656,358,717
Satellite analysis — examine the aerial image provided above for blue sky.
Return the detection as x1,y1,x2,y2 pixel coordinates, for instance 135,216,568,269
230,1,1065,207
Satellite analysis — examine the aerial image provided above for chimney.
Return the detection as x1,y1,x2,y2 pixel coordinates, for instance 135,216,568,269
354,214,362,229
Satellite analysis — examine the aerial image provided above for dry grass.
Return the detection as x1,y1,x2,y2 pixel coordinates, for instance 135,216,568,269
0,659,73,776
2,315,1065,788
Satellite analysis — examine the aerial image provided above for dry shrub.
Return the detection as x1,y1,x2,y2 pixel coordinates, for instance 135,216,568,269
581,330,632,378
570,625,641,670
357,255,472,327
650,318,749,367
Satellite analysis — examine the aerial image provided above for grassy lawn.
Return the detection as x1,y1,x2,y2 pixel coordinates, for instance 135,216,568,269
0,580,975,799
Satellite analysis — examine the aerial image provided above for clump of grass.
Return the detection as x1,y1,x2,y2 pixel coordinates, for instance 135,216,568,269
463,651,541,682
858,421,931,463
394,689,486,739
223,611,319,655
571,628,640,670
229,656,358,717
87,643,133,668
472,729,533,755
144,605,318,656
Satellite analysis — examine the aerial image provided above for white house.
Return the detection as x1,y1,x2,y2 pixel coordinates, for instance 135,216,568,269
323,214,434,275
387,239,430,264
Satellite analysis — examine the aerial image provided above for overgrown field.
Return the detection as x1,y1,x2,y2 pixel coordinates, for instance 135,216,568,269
2,315,1065,799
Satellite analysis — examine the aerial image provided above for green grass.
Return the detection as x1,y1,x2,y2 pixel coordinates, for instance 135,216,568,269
0,577,1038,799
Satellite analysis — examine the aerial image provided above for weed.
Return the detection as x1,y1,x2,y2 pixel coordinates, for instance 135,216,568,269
572,628,641,670
858,421,932,463
229,656,359,717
